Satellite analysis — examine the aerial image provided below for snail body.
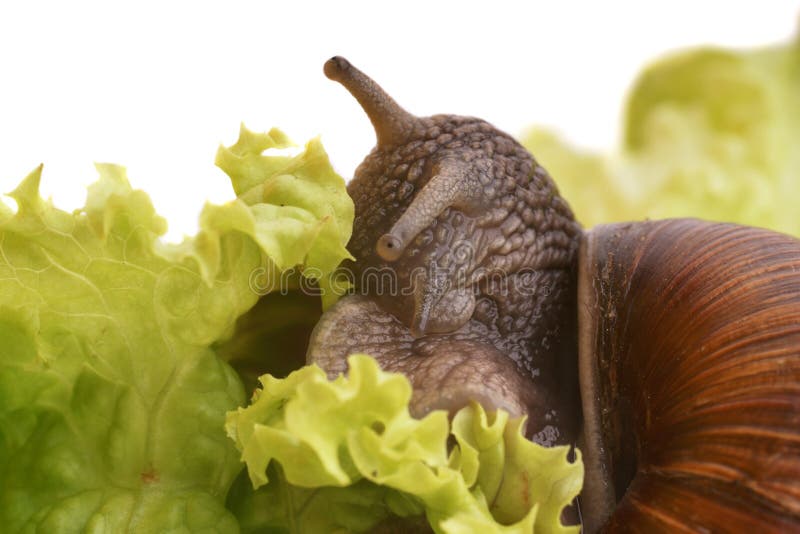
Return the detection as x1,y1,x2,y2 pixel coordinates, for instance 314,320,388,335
307,57,800,531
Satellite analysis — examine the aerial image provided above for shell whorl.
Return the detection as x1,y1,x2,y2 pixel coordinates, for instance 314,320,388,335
579,219,800,532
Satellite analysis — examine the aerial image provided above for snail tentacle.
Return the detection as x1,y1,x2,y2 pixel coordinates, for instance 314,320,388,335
324,56,418,147
377,159,472,261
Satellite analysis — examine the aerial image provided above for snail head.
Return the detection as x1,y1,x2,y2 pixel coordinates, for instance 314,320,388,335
325,56,579,337
309,57,583,451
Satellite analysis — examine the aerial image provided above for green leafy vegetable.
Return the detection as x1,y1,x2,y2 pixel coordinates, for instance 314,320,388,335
225,354,583,533
0,126,353,532
215,125,355,309
522,37,800,236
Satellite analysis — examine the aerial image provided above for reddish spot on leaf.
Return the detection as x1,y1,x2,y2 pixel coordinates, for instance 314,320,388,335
520,471,530,508
141,466,159,484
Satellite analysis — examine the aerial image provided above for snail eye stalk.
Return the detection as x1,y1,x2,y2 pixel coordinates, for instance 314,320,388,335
324,56,417,147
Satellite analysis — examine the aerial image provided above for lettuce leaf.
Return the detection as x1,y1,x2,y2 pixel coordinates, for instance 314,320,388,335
225,354,583,533
522,37,800,236
215,125,355,310
0,126,353,532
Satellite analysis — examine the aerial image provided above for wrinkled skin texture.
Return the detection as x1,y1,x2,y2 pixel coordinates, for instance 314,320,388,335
308,57,581,445
309,295,569,446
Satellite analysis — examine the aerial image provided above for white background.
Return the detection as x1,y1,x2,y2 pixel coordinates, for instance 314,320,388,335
0,1,797,241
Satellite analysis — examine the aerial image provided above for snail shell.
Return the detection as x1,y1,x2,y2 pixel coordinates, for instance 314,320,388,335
579,220,800,532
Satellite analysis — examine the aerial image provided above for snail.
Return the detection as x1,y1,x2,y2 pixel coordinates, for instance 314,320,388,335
306,56,800,532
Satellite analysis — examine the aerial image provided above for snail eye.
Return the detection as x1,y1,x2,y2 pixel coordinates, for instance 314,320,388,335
377,234,404,262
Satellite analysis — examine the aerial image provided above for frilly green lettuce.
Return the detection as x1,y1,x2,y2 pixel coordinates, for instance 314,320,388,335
215,125,355,309
523,37,799,236
0,126,352,532
225,355,583,533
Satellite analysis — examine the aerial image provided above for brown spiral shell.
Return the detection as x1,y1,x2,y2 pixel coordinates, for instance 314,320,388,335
578,219,800,532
